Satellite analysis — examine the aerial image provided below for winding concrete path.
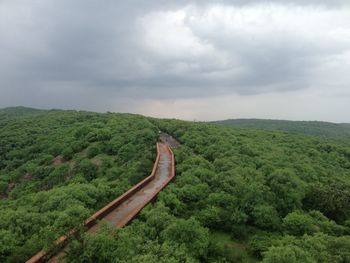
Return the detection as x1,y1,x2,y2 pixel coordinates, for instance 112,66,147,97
88,143,172,232
27,141,175,263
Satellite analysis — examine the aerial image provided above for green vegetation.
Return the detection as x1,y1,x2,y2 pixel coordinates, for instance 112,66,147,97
213,118,350,142
1,108,350,262
0,108,158,262
146,119,350,262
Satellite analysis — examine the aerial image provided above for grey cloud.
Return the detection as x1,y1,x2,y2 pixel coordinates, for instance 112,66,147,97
0,0,350,120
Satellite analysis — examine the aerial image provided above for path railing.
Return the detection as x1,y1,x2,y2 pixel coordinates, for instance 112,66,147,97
26,143,175,263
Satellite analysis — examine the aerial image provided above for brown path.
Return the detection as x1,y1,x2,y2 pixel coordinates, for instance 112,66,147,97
36,143,174,263
88,143,172,232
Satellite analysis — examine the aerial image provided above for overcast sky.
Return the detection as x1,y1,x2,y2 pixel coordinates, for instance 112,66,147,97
1,0,350,122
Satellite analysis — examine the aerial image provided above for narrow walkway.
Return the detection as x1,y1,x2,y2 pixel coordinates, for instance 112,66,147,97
89,143,172,232
41,143,173,263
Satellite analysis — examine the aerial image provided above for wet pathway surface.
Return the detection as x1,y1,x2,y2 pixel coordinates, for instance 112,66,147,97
89,143,171,232
47,143,172,263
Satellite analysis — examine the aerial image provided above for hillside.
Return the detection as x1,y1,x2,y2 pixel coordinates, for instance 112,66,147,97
0,106,43,114
0,108,159,262
212,119,350,142
0,108,350,262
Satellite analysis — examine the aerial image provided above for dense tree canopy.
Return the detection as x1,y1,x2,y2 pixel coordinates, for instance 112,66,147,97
1,108,350,262
0,109,158,262
213,118,350,142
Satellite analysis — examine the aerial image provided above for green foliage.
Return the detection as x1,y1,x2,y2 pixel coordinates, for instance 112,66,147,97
248,233,281,259
213,118,350,142
252,205,280,230
161,217,210,258
0,109,158,261
208,231,257,263
262,245,316,263
41,164,70,189
267,169,306,216
303,183,350,222
66,224,118,263
150,118,350,262
282,211,346,236
262,234,350,263
74,160,97,181
62,147,74,161
282,211,317,236
1,108,350,262
86,145,100,158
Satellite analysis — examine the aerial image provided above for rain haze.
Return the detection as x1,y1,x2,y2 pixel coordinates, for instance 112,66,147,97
1,0,350,122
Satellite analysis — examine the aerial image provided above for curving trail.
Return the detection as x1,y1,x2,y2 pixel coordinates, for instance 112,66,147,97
27,141,175,263
88,143,172,232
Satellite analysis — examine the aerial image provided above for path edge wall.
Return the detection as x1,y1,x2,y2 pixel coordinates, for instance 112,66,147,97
26,143,161,263
116,145,175,228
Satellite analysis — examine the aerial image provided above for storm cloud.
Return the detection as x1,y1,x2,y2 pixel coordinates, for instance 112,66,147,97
1,0,350,121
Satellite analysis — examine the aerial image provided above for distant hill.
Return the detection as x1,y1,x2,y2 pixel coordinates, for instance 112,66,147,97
212,118,350,141
0,106,45,117
0,106,48,127
0,106,43,113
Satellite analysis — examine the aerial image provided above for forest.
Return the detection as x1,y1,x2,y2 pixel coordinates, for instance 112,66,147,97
213,118,350,142
0,107,350,262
